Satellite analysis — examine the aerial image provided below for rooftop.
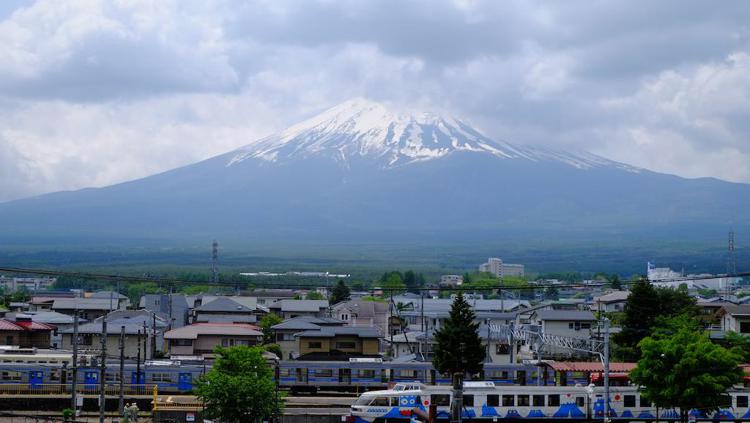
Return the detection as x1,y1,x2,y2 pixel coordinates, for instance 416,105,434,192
534,310,596,321
164,323,262,340
295,326,380,338
196,297,257,313
270,300,329,312
52,298,114,311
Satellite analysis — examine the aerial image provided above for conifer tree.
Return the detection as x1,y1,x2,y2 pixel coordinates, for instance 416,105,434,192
330,279,351,304
432,293,485,376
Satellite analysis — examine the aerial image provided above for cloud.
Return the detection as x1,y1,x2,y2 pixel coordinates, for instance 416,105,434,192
0,0,748,200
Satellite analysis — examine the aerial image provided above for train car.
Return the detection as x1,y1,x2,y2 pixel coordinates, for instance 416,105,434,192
277,360,543,394
348,383,750,422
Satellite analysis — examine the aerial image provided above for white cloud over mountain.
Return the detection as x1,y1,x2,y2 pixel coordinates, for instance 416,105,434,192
0,0,748,201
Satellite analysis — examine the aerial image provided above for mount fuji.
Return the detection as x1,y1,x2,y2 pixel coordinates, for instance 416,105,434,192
0,98,748,248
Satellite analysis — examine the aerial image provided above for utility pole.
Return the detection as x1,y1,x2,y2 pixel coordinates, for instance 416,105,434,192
71,309,79,412
152,312,157,358
99,319,107,423
119,325,125,414
143,320,148,360
603,318,611,423
136,329,142,388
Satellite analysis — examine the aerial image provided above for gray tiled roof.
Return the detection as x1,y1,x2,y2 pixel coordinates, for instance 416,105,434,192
294,326,381,338
270,300,328,312
52,298,113,311
196,297,255,313
534,310,596,321
164,323,262,339
271,316,345,331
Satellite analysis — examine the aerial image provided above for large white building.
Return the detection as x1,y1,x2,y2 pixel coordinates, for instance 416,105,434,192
0,276,56,292
479,258,525,278
647,262,739,290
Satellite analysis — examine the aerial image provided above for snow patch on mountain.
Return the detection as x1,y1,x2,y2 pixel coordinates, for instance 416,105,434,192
227,98,640,172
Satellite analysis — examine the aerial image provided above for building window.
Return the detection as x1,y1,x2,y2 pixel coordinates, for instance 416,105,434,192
740,322,750,334
172,339,192,346
4,336,12,345
463,395,473,406
335,342,356,349
78,334,93,345
307,342,322,349
486,395,499,407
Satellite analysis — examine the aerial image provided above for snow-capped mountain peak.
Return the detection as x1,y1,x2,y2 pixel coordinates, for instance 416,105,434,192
228,98,638,172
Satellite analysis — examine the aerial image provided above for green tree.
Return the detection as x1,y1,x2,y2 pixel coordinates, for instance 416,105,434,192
259,313,283,345
544,286,559,300
381,273,406,295
722,331,750,362
630,319,742,423
608,274,622,290
195,346,283,423
330,280,351,304
613,278,698,361
305,291,326,300
432,293,485,377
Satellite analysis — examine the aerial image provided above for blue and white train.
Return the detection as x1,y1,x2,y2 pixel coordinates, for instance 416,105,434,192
349,382,750,422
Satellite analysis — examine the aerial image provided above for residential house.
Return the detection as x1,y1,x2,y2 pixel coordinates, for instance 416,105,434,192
0,315,55,348
717,304,750,335
140,293,193,329
332,299,389,334
164,323,262,357
522,309,596,359
295,326,381,360
89,291,131,309
247,289,297,306
60,310,167,359
193,297,263,324
592,291,630,313
268,300,329,319
388,323,512,364
52,298,118,321
271,316,345,359
395,296,529,334
439,275,463,287
19,311,83,348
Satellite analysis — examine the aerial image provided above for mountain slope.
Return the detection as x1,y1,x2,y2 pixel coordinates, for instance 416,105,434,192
0,99,747,246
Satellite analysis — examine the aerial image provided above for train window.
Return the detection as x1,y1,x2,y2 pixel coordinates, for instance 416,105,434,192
463,395,473,406
624,395,636,408
487,395,499,407
358,369,375,378
737,396,749,408
314,369,333,377
370,397,389,406
502,395,514,406
390,397,401,407
517,395,530,406
533,395,544,407
1,372,21,381
576,397,585,407
431,394,450,406
151,373,172,382
548,395,560,407
639,396,651,407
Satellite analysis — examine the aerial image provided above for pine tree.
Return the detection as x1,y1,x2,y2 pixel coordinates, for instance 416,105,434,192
432,293,485,377
330,279,351,304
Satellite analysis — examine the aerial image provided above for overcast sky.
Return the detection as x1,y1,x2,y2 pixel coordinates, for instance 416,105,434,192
0,0,749,201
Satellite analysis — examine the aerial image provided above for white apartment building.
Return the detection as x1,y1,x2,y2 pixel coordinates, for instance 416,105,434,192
478,258,525,278
0,276,56,292
439,275,463,286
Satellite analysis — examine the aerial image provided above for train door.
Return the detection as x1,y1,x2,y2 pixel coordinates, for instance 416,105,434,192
178,373,193,391
84,371,99,388
296,368,308,383
29,371,43,389
429,369,436,385
131,372,145,385
516,370,527,386
338,368,351,384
